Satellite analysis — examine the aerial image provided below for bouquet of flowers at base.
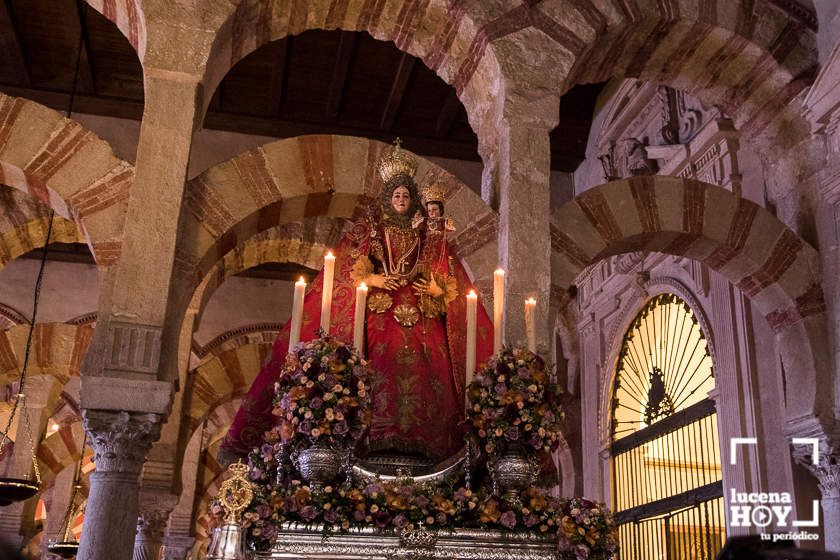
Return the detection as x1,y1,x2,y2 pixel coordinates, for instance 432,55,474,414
556,497,618,560
272,334,374,449
222,471,617,556
464,347,564,456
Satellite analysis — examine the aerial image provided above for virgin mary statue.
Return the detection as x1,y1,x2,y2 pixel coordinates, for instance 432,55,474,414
223,142,494,462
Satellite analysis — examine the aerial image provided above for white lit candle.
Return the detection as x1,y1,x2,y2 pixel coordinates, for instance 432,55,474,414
525,297,537,353
320,250,336,334
289,277,306,351
493,268,505,354
466,290,478,401
353,282,368,356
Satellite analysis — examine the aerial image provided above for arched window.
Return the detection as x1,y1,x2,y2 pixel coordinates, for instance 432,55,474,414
611,294,725,559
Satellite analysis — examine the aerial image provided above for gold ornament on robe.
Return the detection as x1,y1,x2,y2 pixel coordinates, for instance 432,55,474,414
368,292,393,313
393,304,420,327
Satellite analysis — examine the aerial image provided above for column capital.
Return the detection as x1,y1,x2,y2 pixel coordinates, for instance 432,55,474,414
83,410,162,475
792,442,840,499
136,508,169,541
788,414,840,498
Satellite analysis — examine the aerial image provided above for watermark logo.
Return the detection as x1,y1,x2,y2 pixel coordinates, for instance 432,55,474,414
729,437,821,543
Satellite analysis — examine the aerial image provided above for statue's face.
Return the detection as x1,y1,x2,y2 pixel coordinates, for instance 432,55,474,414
426,202,442,219
391,185,411,215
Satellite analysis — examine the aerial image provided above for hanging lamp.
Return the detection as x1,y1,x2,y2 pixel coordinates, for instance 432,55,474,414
0,212,54,504
47,431,86,558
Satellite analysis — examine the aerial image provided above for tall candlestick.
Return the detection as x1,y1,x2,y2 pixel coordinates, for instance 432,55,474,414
289,277,306,351
320,250,336,333
525,297,537,353
353,282,368,356
466,290,478,402
493,268,505,354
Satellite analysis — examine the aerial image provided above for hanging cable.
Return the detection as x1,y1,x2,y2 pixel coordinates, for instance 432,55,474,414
0,211,54,465
67,0,85,118
60,431,87,543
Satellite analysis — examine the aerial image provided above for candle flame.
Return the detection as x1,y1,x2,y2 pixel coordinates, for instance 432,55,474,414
326,250,335,259
526,297,536,305
359,282,368,290
494,268,505,276
296,276,306,286
467,290,477,298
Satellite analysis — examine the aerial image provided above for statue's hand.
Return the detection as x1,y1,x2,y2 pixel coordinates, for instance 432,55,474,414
368,274,399,291
427,276,444,297
412,277,443,298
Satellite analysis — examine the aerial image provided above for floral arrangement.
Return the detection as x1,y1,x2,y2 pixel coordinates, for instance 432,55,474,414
464,347,564,456
207,343,616,559
211,468,617,559
557,498,618,560
272,335,374,449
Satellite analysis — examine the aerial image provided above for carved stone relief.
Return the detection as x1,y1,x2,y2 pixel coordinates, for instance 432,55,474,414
82,410,162,474
596,81,740,193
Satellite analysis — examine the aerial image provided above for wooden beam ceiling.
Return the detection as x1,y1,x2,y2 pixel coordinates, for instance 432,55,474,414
380,52,415,130
266,37,289,115
325,31,356,120
0,7,604,173
0,0,30,86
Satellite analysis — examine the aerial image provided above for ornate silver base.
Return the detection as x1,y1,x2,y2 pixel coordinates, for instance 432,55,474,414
258,523,559,559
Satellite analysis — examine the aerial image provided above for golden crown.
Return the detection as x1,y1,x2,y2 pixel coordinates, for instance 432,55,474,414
378,138,418,184
421,182,447,205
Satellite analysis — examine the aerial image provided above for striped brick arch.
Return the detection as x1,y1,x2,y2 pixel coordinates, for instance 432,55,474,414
0,323,94,386
0,187,82,272
190,218,346,319
192,401,242,550
561,0,818,135
0,93,135,267
183,342,272,435
175,135,496,311
551,177,823,333
36,421,86,487
193,444,226,550
204,1,502,130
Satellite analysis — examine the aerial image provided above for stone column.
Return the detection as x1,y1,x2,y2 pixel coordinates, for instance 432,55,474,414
76,67,201,560
42,463,78,548
132,508,170,560
791,429,840,553
0,375,59,547
488,116,554,352
162,535,195,560
814,463,840,552
77,410,162,560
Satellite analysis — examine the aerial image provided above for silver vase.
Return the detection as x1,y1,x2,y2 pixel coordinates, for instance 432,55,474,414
295,444,343,491
488,446,539,506
206,522,247,560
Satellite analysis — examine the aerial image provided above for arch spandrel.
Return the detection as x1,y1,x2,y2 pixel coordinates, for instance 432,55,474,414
560,0,817,131
551,177,821,327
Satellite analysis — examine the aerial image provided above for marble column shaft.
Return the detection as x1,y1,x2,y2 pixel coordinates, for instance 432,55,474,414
77,410,162,560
